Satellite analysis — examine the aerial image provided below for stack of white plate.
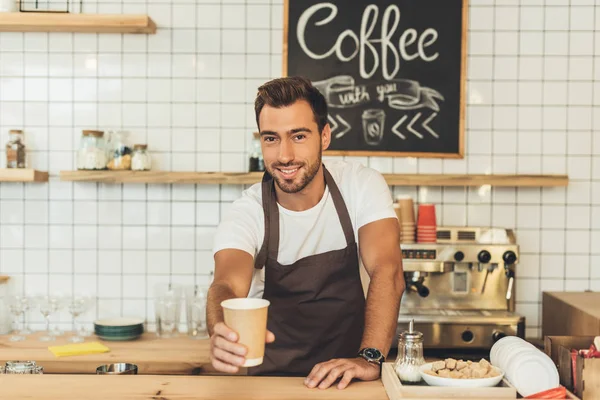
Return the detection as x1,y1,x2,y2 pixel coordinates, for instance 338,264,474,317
490,336,559,397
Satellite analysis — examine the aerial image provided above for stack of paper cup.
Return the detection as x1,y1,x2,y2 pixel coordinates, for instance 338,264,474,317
417,204,437,243
397,197,416,244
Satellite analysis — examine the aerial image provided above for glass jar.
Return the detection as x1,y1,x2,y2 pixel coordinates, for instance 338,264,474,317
5,361,36,374
248,131,264,172
6,130,26,169
394,319,425,384
131,144,152,171
77,130,107,170
106,130,132,170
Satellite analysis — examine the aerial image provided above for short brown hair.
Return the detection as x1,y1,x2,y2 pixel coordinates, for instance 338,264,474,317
254,76,328,133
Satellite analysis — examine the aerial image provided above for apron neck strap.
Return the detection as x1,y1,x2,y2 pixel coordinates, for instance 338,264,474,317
323,165,355,247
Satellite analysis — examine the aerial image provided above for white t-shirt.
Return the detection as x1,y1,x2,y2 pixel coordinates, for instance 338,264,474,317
212,160,397,298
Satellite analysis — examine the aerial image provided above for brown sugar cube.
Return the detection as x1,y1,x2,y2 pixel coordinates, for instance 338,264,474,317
471,368,486,378
432,361,446,372
437,369,451,378
445,358,457,370
484,369,500,378
461,367,472,378
478,359,491,373
423,369,437,376
449,370,463,379
456,360,468,371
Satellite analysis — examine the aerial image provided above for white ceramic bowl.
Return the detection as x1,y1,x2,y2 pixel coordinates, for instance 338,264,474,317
419,363,505,388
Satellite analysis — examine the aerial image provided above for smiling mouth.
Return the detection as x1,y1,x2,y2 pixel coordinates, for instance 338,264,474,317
276,166,301,179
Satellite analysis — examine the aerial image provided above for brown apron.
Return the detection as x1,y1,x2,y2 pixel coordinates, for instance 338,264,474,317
248,165,366,376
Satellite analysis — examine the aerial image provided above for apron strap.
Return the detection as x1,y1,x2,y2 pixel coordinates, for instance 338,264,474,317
254,172,276,270
323,165,355,247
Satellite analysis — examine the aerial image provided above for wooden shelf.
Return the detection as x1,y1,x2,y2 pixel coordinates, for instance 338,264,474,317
0,169,48,182
60,170,568,187
381,173,569,187
0,13,156,34
60,170,264,184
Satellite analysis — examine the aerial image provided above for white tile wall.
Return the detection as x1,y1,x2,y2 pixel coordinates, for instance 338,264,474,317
0,1,597,338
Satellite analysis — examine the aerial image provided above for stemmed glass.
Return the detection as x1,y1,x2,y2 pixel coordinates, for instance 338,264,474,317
7,295,29,342
67,294,92,343
36,295,61,342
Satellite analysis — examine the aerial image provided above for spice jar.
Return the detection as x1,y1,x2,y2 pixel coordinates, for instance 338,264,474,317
5,130,26,169
77,130,107,170
394,319,425,384
106,130,132,170
248,132,264,172
131,144,152,171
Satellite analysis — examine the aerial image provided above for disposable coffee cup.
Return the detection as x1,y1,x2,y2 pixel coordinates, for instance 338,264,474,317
221,298,270,367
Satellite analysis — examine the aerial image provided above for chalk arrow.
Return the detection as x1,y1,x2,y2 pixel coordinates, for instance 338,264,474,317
334,114,351,139
407,112,424,139
328,114,351,139
328,115,338,133
392,115,408,140
422,112,439,138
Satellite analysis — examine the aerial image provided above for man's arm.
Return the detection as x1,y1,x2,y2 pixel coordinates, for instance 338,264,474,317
358,217,405,356
207,249,254,336
305,217,404,389
207,249,276,373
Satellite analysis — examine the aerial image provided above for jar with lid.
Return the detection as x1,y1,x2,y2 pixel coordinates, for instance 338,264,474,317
131,144,152,171
394,319,425,384
248,132,264,172
5,130,26,169
106,130,132,170
77,130,107,170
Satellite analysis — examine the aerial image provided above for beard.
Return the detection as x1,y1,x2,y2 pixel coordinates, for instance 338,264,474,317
268,152,322,194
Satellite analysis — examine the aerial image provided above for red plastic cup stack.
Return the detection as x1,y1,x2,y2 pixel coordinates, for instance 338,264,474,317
417,204,437,243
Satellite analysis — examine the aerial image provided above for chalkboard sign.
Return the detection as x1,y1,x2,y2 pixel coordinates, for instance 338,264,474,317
284,0,467,158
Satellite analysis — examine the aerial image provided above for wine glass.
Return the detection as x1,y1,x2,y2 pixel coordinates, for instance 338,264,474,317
7,295,29,342
67,295,91,343
36,295,60,342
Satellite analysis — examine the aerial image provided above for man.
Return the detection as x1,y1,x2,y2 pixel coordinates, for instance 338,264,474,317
207,76,404,390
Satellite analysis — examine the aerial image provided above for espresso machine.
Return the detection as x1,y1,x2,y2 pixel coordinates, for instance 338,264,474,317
396,226,525,351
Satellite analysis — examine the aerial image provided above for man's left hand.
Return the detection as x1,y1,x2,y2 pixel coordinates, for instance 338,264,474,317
304,357,380,390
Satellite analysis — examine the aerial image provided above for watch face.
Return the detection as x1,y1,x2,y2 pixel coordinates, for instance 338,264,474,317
364,348,382,360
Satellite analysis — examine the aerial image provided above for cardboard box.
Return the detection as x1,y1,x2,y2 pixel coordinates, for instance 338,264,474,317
542,292,600,337
544,336,599,400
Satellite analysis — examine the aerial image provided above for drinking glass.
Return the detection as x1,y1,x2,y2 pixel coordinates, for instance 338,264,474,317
67,295,92,343
7,295,29,342
36,295,60,342
50,294,67,337
154,283,182,338
185,285,208,339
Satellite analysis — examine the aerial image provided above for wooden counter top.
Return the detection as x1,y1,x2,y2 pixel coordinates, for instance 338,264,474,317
0,332,211,375
0,374,389,400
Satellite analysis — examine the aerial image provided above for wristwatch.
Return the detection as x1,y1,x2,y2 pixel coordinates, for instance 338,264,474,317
358,348,385,372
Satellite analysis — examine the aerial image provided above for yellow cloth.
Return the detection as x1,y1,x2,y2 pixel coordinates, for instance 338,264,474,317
48,342,110,357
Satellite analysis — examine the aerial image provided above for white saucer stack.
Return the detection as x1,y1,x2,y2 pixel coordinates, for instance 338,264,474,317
490,336,559,397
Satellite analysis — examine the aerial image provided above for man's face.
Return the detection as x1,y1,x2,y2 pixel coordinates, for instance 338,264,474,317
258,100,331,194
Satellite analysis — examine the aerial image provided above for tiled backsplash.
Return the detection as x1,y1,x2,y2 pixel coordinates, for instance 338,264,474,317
0,0,598,338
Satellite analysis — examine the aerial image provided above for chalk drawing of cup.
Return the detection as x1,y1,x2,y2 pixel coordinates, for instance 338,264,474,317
362,109,385,146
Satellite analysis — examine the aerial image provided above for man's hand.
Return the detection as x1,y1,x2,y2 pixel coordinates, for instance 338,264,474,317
304,358,380,390
209,322,275,373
